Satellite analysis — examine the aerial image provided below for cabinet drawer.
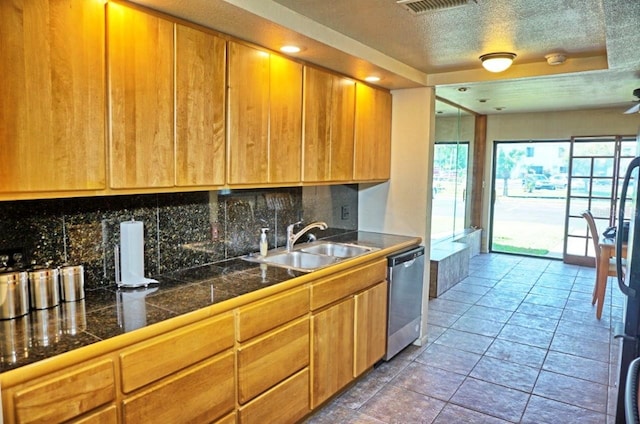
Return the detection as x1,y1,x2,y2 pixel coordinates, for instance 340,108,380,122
238,318,309,403
311,259,386,310
238,368,309,424
123,351,235,424
236,286,309,341
13,359,115,424
120,313,234,393
70,404,118,424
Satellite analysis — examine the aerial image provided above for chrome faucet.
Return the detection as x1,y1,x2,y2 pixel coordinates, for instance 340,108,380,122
286,220,328,251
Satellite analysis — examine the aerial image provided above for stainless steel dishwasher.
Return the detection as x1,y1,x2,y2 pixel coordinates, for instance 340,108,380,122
384,246,425,360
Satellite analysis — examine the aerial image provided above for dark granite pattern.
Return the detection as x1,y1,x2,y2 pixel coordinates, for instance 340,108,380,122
0,231,414,373
0,186,358,290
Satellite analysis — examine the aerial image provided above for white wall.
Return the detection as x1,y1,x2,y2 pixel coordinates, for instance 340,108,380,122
481,108,640,250
359,86,435,345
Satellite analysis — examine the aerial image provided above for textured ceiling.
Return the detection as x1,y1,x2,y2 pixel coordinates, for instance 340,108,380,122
131,0,640,116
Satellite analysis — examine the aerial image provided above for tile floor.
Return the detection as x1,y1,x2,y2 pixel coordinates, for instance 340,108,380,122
304,253,625,423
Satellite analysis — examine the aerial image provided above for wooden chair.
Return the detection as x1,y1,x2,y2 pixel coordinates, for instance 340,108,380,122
581,210,617,319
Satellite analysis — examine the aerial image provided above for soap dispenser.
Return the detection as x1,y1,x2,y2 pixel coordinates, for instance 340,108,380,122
259,228,269,257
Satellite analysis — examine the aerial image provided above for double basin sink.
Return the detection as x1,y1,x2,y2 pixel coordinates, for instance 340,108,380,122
243,241,379,272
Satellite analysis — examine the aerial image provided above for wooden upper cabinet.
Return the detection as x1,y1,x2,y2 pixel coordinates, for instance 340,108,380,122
108,2,174,189
303,67,355,182
331,76,357,181
175,24,226,187
228,42,302,185
0,0,106,194
228,42,270,185
269,55,302,183
353,83,392,181
303,67,333,182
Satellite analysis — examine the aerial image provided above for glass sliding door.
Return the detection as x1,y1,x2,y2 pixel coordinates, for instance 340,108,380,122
490,140,570,258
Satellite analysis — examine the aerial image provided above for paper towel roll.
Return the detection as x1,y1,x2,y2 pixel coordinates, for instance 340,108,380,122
119,220,158,288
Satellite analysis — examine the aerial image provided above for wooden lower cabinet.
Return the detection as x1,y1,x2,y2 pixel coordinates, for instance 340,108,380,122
119,313,234,393
311,297,355,408
354,281,388,377
310,260,389,409
237,318,309,403
122,352,235,423
9,359,115,424
1,256,398,423
238,368,310,424
236,286,309,342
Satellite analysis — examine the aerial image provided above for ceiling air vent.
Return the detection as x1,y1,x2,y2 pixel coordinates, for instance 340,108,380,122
396,0,477,15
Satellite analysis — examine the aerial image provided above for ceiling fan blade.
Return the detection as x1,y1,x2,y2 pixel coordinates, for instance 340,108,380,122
624,102,640,114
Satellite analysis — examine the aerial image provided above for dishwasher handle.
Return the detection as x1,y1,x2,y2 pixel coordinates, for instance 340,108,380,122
388,246,425,267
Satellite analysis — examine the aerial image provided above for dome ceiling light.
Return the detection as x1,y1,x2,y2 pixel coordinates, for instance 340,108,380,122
479,52,517,73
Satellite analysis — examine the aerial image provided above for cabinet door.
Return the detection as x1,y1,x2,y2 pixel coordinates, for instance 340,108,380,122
0,0,105,194
175,24,226,187
330,75,356,181
303,67,333,182
353,83,392,181
228,42,270,184
269,55,302,183
108,3,174,189
311,298,354,408
303,68,355,183
354,281,388,376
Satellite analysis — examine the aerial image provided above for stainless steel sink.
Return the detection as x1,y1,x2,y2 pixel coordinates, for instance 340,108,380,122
260,251,339,271
242,241,378,272
299,242,375,258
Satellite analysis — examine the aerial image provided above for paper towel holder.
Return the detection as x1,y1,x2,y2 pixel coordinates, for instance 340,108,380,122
115,220,159,288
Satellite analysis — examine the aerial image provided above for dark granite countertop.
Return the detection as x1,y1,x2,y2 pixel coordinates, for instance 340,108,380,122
0,231,420,373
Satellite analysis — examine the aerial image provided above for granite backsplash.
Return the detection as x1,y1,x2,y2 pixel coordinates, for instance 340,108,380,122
0,185,358,289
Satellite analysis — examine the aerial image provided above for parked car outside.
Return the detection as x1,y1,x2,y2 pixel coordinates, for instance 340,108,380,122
523,174,556,192
550,174,568,189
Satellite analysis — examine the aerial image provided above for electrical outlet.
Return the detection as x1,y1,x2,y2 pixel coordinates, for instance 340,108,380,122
341,205,350,220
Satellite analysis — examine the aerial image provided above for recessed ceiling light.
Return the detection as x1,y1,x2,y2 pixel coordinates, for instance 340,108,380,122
478,99,488,103
458,87,469,92
494,107,505,111
365,76,381,82
280,45,301,54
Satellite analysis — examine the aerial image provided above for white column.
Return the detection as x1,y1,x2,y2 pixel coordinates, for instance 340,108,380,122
358,86,435,345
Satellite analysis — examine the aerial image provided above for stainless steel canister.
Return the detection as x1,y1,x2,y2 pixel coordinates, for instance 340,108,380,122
29,268,60,309
59,265,85,302
0,271,29,319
